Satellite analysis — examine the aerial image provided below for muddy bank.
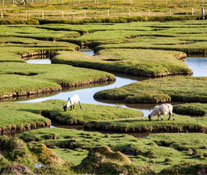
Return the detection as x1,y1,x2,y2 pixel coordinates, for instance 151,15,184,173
0,87,62,100
0,121,51,136
59,76,115,88
84,118,207,134
21,50,57,59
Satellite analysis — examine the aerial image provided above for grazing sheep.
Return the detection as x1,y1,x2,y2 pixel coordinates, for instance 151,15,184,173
148,103,174,121
63,94,82,111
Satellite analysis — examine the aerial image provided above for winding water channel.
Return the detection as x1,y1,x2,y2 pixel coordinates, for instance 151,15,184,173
19,51,207,118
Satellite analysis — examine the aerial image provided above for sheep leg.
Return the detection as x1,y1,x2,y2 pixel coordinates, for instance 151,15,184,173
168,113,171,120
158,115,163,121
73,104,75,109
157,115,160,121
70,106,73,111
172,114,175,120
79,101,82,109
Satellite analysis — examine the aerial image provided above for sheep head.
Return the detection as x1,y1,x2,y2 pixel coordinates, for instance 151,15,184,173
63,105,67,111
148,114,152,121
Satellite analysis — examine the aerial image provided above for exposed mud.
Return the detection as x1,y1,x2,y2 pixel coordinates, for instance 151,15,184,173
0,121,51,136
21,50,57,59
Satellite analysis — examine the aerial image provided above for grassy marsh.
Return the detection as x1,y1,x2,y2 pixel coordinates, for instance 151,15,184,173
85,114,207,133
174,103,207,116
95,76,207,103
0,100,142,134
0,62,115,99
17,128,207,173
53,49,191,77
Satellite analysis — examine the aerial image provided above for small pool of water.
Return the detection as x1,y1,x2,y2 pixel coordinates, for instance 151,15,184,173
34,163,43,168
80,49,94,56
185,57,207,77
26,59,51,64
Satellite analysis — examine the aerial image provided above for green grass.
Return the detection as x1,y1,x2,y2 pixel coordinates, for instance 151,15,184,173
174,103,207,116
0,25,80,41
17,128,207,173
0,62,115,98
94,76,207,103
53,49,191,77
85,114,207,133
0,100,142,133
42,103,143,124
0,136,71,174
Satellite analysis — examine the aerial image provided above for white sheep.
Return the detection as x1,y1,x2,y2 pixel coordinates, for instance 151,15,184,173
148,103,174,121
63,94,82,111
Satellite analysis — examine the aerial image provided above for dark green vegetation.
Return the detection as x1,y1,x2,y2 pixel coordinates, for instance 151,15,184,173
15,128,207,174
53,49,191,77
85,114,207,133
0,100,142,134
0,136,71,174
95,76,207,103
174,103,207,116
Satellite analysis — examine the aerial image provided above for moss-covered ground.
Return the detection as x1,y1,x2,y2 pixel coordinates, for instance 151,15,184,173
15,128,207,174
95,76,207,103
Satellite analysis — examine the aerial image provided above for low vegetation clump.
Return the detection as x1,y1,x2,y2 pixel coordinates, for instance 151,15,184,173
159,162,207,175
18,128,207,174
95,76,207,103
53,49,191,77
0,136,71,175
85,114,207,133
174,103,207,116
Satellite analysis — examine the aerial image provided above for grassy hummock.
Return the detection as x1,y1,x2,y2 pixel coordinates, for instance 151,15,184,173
17,128,207,173
0,136,71,175
84,114,207,133
174,103,207,116
0,62,115,99
52,49,191,77
95,76,207,104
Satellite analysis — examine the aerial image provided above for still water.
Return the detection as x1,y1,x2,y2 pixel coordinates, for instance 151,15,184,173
185,57,207,77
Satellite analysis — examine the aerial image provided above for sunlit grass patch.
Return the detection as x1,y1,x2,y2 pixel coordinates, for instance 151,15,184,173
85,114,207,133
53,49,191,77
95,76,207,103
